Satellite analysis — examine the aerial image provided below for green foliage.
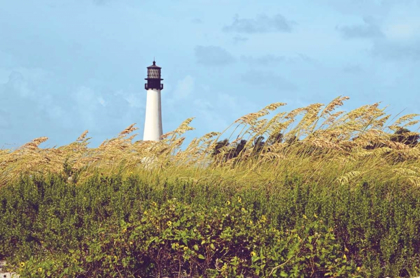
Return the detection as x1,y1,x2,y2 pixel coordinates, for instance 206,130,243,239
1,172,420,277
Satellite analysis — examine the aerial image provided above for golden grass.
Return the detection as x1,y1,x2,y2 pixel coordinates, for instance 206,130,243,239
0,96,419,188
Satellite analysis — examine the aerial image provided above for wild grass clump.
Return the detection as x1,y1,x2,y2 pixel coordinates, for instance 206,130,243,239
0,96,419,188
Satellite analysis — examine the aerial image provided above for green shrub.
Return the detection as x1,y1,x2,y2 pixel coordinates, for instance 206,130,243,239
1,172,420,277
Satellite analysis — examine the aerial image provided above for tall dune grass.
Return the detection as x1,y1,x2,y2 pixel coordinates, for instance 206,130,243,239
0,96,419,188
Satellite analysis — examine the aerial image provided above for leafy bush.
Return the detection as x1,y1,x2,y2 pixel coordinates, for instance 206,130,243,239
1,172,420,277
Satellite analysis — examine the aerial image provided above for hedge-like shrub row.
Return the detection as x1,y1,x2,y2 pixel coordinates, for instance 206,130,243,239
1,172,420,277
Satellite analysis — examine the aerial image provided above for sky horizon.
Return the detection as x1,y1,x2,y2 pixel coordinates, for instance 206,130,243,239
1,0,419,149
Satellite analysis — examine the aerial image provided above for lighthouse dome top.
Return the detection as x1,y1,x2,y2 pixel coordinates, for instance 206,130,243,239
147,60,161,69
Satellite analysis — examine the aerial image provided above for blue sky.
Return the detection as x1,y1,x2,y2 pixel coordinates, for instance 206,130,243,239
1,0,419,149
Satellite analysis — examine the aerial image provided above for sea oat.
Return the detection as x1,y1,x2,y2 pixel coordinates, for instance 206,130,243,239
321,96,350,117
390,114,420,130
77,130,89,142
119,123,138,137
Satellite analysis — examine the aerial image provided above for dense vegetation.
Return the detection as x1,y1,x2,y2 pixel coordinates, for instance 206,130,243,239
1,172,420,277
1,96,420,277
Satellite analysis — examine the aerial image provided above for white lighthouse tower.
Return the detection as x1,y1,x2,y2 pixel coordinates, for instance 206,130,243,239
143,60,164,141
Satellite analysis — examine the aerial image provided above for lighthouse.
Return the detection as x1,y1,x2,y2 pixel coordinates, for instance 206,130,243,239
143,60,164,141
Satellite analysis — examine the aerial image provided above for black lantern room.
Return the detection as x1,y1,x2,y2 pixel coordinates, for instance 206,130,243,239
145,60,163,90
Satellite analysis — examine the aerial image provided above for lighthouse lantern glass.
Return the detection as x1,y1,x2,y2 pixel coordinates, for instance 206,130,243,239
148,68,160,79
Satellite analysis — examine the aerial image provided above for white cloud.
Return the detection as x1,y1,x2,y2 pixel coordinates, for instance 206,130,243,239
240,70,297,91
372,38,420,60
0,109,10,129
74,86,96,104
73,86,98,127
217,93,238,112
47,105,65,119
385,21,420,40
337,17,384,39
98,96,106,106
342,64,363,74
193,98,229,132
195,46,236,66
241,55,287,66
233,36,248,44
223,14,295,34
193,98,213,110
123,93,142,108
174,75,194,100
4,71,33,98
